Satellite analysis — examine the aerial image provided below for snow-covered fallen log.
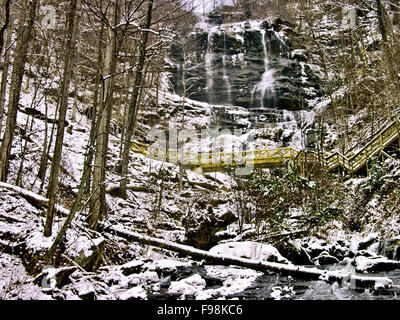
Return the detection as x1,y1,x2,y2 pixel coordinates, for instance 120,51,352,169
0,182,69,217
104,224,393,290
106,184,156,195
0,183,394,291
0,212,26,223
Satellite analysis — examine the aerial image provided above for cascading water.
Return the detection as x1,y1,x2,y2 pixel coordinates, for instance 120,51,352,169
222,30,232,105
205,27,216,104
185,17,319,150
251,28,276,109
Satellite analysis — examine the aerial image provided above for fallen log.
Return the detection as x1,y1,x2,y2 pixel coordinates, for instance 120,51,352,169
106,184,156,196
0,182,69,217
104,224,393,290
0,183,394,290
0,213,26,223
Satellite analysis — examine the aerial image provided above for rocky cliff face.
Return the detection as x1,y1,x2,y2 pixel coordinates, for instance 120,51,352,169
169,15,324,112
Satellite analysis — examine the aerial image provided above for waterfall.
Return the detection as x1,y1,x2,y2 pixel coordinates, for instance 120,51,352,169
187,18,317,150
222,30,232,105
205,26,232,106
251,27,276,109
205,28,215,104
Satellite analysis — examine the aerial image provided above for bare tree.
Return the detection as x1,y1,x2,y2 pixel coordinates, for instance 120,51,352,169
119,0,154,199
0,0,11,55
88,0,120,231
44,0,81,237
0,25,12,136
0,0,38,182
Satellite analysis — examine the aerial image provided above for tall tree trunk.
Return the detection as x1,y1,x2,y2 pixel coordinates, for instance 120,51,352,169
85,22,104,196
0,0,37,182
37,98,49,181
119,61,131,159
178,45,188,192
0,0,11,55
44,0,81,237
45,67,112,263
377,0,393,42
70,5,81,123
88,0,119,231
16,76,43,186
120,0,154,199
131,49,156,137
0,25,12,136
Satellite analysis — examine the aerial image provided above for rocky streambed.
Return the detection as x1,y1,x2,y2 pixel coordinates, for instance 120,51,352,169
1,182,400,300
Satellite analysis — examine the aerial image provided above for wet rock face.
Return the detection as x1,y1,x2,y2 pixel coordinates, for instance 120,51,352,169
170,17,324,111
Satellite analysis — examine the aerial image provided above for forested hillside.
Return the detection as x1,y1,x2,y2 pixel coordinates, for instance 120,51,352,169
1,0,400,301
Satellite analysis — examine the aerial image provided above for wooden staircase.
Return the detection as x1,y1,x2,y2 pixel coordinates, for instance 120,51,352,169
320,118,400,175
131,118,400,175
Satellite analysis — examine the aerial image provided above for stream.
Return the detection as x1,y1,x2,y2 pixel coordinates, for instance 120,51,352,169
147,264,400,300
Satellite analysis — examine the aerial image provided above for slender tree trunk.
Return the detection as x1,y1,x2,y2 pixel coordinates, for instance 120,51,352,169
44,0,81,237
0,0,11,55
88,0,119,231
71,78,78,122
131,49,156,137
70,6,81,123
377,0,393,42
119,61,130,159
85,22,104,196
16,80,43,186
155,71,160,113
0,0,37,182
37,98,49,181
178,47,188,192
46,108,103,262
0,25,12,136
38,97,60,192
120,0,154,199
119,45,137,159
45,70,111,264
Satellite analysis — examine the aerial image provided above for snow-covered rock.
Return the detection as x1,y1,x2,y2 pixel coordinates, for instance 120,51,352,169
313,251,339,266
168,274,206,297
143,259,192,275
354,256,400,273
271,286,296,300
120,260,144,276
117,286,147,300
209,241,289,264
72,281,96,300
140,271,159,283
67,235,105,271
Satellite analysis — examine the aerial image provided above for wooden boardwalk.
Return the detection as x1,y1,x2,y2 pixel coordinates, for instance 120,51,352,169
131,118,400,175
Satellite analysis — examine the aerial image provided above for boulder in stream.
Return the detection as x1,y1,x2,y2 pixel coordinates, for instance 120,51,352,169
209,241,289,264
354,255,400,273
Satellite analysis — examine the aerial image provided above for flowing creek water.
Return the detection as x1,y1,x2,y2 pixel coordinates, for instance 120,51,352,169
147,264,400,300
164,17,400,300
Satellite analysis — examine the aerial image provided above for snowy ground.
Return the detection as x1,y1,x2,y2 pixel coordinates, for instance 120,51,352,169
1,7,400,298
1,81,400,299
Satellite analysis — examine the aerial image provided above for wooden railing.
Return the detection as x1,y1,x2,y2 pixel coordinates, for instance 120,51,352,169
320,118,400,175
131,118,400,175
